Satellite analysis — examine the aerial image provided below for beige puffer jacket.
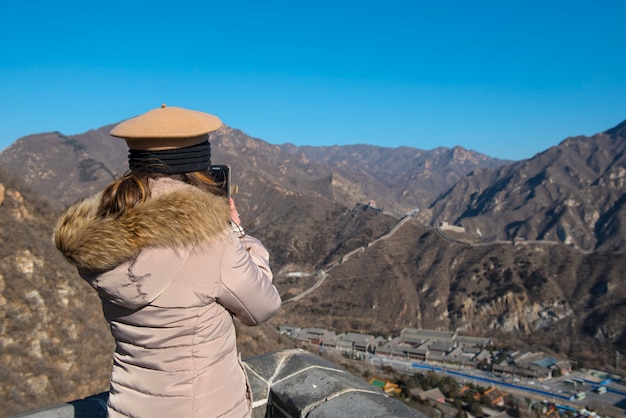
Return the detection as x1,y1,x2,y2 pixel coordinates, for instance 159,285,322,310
55,177,282,417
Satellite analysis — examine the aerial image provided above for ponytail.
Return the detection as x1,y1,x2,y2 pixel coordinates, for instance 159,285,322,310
98,169,223,217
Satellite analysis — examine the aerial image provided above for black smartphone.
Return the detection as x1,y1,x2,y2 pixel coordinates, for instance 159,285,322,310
210,164,231,198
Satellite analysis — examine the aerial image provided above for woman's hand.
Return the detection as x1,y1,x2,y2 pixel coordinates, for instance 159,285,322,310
229,197,241,225
229,198,246,238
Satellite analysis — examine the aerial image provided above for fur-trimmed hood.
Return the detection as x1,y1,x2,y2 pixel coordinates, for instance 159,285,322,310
55,178,231,272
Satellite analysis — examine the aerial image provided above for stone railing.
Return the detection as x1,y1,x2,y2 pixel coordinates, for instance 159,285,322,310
13,349,425,417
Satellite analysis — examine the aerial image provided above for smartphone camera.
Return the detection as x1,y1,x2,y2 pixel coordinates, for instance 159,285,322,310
210,165,231,198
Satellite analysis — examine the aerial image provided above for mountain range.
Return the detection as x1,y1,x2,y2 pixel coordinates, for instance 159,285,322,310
0,118,625,415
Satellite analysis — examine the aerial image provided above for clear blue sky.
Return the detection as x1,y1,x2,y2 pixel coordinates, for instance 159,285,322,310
1,1,625,160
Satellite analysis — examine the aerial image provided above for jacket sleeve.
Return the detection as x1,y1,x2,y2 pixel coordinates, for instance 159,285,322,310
217,232,282,325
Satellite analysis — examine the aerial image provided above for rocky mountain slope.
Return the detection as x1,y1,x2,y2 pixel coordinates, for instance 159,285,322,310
0,167,112,416
1,118,625,415
428,119,626,252
0,123,506,269
275,206,626,371
0,128,127,208
279,143,510,214
0,123,509,213
4,119,621,252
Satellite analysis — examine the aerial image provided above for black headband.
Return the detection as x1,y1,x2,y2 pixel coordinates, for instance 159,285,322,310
128,140,212,174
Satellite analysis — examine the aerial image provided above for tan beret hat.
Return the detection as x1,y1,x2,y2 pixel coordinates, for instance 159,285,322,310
110,104,223,150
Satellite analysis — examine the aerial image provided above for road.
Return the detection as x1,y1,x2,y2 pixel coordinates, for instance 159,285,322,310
283,214,412,304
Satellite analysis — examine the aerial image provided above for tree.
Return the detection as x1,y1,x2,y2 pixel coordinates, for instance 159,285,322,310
466,402,483,417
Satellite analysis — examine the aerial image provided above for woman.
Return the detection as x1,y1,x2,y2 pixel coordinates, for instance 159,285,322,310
55,105,282,417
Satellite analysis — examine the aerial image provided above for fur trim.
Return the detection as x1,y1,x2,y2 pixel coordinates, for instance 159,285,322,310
55,184,231,271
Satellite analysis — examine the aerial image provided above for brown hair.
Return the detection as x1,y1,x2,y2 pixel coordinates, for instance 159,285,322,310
98,169,223,218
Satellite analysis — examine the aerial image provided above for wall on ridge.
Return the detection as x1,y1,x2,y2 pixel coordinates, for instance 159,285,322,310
14,349,424,418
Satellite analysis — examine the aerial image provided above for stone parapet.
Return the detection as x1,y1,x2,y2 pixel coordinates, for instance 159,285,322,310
13,349,424,417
